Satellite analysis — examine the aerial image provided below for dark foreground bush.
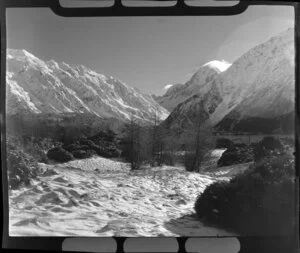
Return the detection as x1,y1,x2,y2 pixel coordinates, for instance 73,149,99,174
7,144,40,189
217,144,253,167
280,136,294,148
215,138,234,149
195,153,295,235
184,152,197,172
253,136,285,162
47,147,74,163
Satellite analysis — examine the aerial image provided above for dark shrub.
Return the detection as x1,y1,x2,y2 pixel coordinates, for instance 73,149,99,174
280,137,294,147
252,153,295,182
234,143,247,148
63,143,80,152
7,135,55,164
160,152,176,166
63,141,120,159
215,138,234,149
79,139,96,147
195,153,295,235
88,130,116,144
217,145,253,167
72,149,96,159
253,136,285,162
7,144,40,189
77,145,90,151
184,152,196,172
260,136,284,150
63,144,91,152
92,146,114,158
47,147,74,163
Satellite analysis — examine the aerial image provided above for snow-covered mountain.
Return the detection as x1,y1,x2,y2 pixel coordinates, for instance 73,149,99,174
155,60,231,112
6,49,169,123
211,28,294,124
163,28,295,133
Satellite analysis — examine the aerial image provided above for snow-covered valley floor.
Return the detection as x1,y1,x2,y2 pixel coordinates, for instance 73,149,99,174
9,151,243,237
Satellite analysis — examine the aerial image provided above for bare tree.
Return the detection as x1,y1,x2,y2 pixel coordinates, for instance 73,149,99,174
182,106,214,172
121,115,142,170
147,107,167,166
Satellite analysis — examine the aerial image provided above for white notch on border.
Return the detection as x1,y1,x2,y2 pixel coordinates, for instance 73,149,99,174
62,238,117,252
185,0,240,7
124,238,179,252
186,238,240,253
59,0,115,8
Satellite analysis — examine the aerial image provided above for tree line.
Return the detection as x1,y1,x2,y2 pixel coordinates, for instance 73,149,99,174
121,107,214,172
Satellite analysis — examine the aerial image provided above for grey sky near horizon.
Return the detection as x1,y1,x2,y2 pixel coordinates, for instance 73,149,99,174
6,6,294,95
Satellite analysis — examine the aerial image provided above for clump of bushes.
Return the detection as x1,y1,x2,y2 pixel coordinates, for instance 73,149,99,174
47,147,74,163
280,136,294,148
72,149,96,159
194,137,295,236
217,143,253,167
215,138,234,149
6,135,57,164
253,136,285,162
61,133,121,160
7,143,41,189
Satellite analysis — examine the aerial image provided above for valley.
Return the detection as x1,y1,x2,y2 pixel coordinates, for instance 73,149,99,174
5,27,296,237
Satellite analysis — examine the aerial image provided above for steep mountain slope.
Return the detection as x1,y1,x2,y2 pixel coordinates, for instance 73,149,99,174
163,28,295,134
163,80,223,131
211,28,294,125
6,49,169,123
155,60,231,112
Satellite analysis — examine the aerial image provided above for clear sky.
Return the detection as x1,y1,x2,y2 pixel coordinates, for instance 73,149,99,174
6,5,294,95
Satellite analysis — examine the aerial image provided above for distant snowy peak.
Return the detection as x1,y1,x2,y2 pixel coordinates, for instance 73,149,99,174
202,60,232,73
163,83,184,96
6,49,169,123
155,59,231,112
163,84,175,90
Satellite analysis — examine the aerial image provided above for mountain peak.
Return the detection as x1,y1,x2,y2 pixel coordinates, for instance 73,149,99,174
7,49,35,59
202,60,232,73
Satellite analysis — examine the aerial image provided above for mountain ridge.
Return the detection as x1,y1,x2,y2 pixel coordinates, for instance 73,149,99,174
6,49,169,123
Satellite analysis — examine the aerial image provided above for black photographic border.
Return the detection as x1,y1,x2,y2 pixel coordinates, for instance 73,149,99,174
0,0,299,252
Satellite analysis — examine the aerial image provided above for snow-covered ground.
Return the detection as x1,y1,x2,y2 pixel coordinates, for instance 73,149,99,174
9,150,244,237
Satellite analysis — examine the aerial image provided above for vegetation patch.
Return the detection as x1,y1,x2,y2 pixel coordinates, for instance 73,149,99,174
47,147,74,163
217,143,253,167
6,135,57,164
7,143,41,189
71,149,96,159
195,137,295,236
253,136,285,162
215,138,234,149
59,130,121,160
